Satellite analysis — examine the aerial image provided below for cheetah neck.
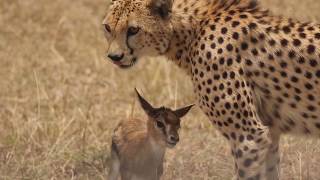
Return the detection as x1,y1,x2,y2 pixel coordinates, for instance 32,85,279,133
165,18,199,75
165,0,260,75
165,0,210,75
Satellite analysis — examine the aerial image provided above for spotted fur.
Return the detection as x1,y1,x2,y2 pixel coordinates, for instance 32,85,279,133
103,0,320,179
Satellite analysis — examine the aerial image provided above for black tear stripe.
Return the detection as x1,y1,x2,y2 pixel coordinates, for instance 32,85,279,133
126,32,135,55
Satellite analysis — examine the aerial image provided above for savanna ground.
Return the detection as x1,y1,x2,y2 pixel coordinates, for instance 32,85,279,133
1,0,320,179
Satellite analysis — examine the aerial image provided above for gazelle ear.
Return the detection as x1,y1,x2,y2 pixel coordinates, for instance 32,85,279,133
135,88,155,116
149,0,173,19
174,104,194,118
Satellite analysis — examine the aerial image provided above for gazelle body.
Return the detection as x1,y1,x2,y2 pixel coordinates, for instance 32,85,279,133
108,89,193,180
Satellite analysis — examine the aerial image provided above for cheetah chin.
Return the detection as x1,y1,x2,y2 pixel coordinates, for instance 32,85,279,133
113,57,137,69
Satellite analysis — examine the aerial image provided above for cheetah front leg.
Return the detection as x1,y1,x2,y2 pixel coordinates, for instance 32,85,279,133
205,105,273,179
229,128,272,180
264,132,280,180
253,90,281,180
202,83,274,180
231,129,280,180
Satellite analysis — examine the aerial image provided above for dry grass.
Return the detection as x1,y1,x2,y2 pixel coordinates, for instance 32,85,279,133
0,0,320,179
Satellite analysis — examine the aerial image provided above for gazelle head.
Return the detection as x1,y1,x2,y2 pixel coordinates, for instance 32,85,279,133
135,88,194,148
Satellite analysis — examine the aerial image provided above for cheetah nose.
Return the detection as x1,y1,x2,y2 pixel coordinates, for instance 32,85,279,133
108,53,124,62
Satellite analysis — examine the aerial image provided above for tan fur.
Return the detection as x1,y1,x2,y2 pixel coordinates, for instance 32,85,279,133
108,90,193,180
109,118,166,180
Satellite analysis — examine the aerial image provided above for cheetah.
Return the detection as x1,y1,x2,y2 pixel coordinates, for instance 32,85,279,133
102,0,320,179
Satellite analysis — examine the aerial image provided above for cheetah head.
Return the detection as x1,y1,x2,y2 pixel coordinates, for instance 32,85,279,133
102,0,174,69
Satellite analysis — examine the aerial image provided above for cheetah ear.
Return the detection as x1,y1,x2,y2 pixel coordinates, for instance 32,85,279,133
135,88,156,117
149,0,173,19
174,104,194,118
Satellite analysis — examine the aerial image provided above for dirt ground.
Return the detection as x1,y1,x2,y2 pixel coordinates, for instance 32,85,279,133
1,0,320,179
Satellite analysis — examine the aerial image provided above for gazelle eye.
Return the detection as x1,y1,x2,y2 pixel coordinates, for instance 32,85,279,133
127,26,140,36
155,121,165,129
104,24,111,33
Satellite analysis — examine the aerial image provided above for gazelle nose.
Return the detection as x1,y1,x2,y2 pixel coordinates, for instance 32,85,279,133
169,135,179,143
108,53,124,61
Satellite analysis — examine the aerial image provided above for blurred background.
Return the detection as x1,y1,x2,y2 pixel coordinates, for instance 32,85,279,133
1,0,320,179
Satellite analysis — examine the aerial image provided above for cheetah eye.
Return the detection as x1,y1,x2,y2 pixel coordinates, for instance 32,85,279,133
155,121,165,129
127,26,140,36
104,24,111,33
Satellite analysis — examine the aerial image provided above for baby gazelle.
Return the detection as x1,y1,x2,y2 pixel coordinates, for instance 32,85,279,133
108,89,194,180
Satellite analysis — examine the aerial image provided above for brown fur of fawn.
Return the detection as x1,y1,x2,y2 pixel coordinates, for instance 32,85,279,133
108,89,194,180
